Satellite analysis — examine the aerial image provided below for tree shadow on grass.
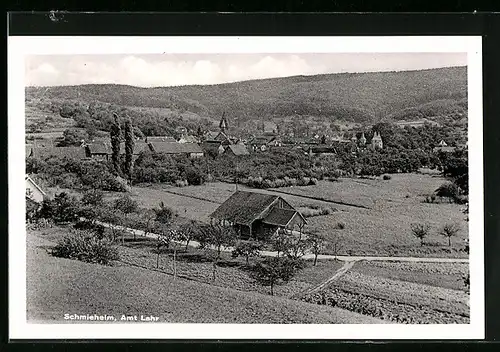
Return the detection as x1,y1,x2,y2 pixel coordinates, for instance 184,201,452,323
175,252,212,263
216,260,242,268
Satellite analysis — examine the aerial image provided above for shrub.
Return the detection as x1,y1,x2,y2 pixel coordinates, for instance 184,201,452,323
51,230,119,265
26,198,41,222
185,167,206,186
40,192,81,223
335,222,345,230
113,195,138,214
435,182,460,202
73,220,106,239
383,175,392,180
81,189,105,207
175,179,188,187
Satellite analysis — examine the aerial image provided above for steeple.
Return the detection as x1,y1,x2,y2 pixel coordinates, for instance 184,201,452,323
219,112,228,133
360,132,366,146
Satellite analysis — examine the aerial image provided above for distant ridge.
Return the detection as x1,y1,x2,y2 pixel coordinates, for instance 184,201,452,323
25,66,467,125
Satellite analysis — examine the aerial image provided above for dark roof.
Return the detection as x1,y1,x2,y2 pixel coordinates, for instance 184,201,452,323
33,147,87,159
210,191,279,225
262,208,298,227
86,142,110,154
205,131,231,143
250,135,276,145
119,141,151,155
149,142,203,154
226,144,249,156
310,146,337,154
145,136,176,143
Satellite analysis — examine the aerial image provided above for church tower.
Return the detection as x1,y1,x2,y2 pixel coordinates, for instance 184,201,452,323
371,132,383,149
360,132,367,146
219,112,228,133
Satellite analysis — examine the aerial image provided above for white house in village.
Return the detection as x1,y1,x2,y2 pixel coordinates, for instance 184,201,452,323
25,175,47,203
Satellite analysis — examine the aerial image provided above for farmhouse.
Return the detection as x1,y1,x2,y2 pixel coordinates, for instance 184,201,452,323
224,144,250,157
248,135,283,152
204,131,234,145
26,175,47,203
178,135,200,144
263,121,278,134
210,191,307,240
85,142,111,160
148,142,204,158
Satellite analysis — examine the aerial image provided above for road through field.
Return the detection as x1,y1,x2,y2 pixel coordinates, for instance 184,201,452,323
95,220,469,264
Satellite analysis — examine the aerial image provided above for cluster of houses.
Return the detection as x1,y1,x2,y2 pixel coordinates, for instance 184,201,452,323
27,113,465,164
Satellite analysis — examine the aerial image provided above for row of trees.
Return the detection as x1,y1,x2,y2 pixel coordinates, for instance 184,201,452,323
410,222,462,247
26,157,127,192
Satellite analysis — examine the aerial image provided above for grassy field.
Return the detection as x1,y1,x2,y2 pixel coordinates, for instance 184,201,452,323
282,175,468,257
27,229,380,324
127,173,468,258
28,226,468,324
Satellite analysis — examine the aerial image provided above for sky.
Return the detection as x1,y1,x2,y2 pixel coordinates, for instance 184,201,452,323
25,52,467,88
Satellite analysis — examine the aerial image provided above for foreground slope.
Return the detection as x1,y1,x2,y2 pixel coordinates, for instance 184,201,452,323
27,234,384,324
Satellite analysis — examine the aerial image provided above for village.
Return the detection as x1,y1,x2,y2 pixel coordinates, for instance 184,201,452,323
24,61,470,325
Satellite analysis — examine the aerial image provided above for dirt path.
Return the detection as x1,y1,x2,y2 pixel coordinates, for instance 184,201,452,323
304,261,357,295
266,188,372,210
95,220,469,264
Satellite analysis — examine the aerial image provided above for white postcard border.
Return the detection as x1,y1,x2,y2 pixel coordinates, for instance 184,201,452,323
8,35,484,340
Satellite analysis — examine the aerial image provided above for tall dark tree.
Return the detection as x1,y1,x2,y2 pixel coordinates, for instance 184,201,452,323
124,115,135,182
110,112,122,175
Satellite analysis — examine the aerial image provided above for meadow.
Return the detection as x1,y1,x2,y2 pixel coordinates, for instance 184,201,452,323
127,173,468,258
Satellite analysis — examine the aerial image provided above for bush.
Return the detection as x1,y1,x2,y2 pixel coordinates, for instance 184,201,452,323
73,220,106,239
81,189,105,207
185,167,206,186
435,182,460,202
383,175,392,180
51,230,119,265
175,179,188,187
40,192,80,223
335,222,345,230
113,195,138,214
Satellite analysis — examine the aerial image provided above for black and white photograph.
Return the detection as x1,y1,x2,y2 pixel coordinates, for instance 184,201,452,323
8,36,484,340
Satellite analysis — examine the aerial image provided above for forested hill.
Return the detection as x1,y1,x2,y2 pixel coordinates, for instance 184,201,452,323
26,66,467,126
